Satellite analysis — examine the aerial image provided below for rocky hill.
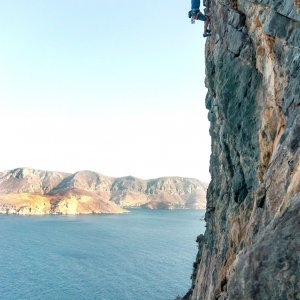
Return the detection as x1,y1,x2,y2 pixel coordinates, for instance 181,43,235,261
0,168,69,194
184,0,299,299
0,168,207,215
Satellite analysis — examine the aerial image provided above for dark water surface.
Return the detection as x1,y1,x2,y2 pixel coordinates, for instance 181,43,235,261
0,209,205,300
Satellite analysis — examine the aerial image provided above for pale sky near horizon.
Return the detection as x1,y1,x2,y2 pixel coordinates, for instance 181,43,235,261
0,1,211,182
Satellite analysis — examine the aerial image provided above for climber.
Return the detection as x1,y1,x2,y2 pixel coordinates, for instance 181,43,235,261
189,0,205,23
188,0,211,37
191,0,200,12
203,0,211,37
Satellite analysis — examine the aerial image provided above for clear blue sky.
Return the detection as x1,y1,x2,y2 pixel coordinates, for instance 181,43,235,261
0,0,210,181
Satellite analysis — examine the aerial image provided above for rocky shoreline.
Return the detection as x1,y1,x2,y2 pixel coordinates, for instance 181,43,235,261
0,168,207,215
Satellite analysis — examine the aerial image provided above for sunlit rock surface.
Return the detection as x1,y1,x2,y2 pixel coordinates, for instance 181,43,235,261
184,0,299,299
0,168,207,215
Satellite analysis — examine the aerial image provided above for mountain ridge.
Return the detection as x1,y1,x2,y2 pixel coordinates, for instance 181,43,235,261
0,168,208,215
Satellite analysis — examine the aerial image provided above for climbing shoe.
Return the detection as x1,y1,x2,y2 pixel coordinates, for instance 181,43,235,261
203,32,211,37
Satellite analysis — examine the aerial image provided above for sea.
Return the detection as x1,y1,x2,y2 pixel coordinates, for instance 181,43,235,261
0,209,206,300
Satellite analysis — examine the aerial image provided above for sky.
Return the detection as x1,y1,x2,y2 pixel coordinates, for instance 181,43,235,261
0,0,211,182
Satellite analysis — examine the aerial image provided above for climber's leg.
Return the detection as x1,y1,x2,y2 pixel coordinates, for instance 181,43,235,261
196,12,206,21
203,7,211,37
191,0,200,12
189,0,206,24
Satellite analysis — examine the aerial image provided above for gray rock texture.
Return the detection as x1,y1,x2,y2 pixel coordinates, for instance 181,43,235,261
184,0,300,299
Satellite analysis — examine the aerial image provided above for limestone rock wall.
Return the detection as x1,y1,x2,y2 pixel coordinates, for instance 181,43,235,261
185,0,300,299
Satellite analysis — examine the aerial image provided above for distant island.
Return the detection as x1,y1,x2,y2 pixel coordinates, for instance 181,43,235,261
0,168,207,215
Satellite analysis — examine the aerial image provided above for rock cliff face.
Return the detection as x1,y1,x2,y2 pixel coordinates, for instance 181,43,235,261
185,0,299,299
0,168,207,215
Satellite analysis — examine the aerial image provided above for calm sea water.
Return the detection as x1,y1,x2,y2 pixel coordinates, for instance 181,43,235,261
0,209,205,300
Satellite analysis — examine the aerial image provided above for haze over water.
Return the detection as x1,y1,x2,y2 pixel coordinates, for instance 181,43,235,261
0,209,205,300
